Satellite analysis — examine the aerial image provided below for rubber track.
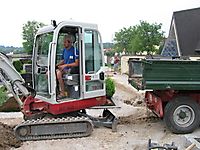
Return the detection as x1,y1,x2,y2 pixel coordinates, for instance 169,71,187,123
14,116,93,141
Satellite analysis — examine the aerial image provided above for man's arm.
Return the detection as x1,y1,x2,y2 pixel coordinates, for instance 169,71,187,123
56,60,64,67
58,59,79,71
64,59,79,67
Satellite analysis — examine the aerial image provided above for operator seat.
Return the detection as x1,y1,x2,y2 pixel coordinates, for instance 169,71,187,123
63,67,79,85
63,66,80,99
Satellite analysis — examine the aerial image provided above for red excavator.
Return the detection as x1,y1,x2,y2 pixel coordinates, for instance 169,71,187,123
0,20,117,141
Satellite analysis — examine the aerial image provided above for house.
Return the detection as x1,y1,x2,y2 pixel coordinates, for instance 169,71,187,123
161,7,200,56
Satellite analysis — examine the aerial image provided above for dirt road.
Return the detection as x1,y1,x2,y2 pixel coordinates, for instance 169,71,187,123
0,74,195,149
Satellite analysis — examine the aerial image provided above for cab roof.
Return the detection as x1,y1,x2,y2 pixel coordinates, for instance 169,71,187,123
37,20,98,35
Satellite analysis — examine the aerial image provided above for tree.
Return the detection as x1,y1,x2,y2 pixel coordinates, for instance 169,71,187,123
22,21,45,54
114,21,165,55
114,26,136,53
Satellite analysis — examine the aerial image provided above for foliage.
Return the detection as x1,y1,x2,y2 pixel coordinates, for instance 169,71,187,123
13,60,23,72
0,86,8,107
104,49,116,57
105,78,115,98
20,70,26,74
114,20,165,55
0,45,24,54
20,58,32,64
22,21,45,54
114,26,136,53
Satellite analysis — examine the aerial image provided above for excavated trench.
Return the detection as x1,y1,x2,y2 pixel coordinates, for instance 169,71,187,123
0,122,21,150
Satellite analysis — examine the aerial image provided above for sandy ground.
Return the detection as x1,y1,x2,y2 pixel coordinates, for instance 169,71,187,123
0,74,198,150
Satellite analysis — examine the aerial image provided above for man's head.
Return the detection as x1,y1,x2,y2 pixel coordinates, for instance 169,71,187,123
64,35,73,49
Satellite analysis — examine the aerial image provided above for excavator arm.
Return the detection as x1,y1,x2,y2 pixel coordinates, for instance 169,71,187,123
0,53,30,108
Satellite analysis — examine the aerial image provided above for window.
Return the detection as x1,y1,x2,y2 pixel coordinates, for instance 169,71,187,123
56,27,79,64
84,30,102,73
34,32,53,97
36,32,53,66
84,30,103,92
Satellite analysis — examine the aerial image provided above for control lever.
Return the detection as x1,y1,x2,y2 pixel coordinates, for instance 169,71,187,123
38,66,47,74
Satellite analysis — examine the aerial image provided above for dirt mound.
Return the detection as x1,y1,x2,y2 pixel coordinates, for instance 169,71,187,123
124,98,145,107
113,79,145,107
0,96,20,112
0,122,21,150
119,115,160,125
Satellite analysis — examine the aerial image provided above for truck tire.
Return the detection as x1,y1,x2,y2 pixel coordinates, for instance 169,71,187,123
164,96,200,134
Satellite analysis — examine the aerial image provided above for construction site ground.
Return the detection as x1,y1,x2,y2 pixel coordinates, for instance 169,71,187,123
0,74,199,150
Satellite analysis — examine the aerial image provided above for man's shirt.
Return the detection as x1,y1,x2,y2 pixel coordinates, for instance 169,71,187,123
62,46,79,70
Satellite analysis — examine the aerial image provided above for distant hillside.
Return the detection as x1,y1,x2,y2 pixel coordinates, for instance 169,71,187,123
0,45,24,54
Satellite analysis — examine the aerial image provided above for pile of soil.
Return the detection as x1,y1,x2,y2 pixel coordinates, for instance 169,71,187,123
124,98,145,107
0,96,20,112
119,115,160,125
114,80,145,107
0,122,21,150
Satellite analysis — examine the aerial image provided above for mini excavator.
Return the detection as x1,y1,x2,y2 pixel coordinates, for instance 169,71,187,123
0,20,117,141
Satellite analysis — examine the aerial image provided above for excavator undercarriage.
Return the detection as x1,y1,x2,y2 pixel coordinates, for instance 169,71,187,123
15,116,93,141
14,109,117,141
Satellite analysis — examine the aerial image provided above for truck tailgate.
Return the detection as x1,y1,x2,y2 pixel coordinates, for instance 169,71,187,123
128,58,143,90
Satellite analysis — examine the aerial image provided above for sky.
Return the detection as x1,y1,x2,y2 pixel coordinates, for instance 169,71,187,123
0,0,200,47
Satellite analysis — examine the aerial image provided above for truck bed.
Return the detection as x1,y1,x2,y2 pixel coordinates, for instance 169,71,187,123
128,57,200,90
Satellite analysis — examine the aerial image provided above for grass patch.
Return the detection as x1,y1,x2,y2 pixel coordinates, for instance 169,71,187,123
0,86,8,107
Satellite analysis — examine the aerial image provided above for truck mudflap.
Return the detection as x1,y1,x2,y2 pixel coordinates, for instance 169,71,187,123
145,91,163,118
14,116,93,141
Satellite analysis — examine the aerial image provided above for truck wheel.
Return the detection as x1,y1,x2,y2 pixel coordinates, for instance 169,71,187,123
164,97,200,134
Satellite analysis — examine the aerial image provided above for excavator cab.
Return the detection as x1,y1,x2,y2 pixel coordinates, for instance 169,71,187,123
32,21,106,104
